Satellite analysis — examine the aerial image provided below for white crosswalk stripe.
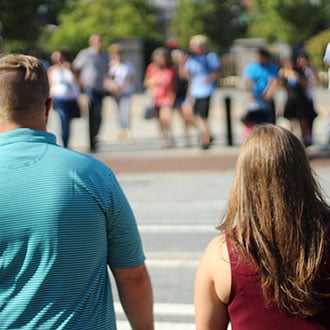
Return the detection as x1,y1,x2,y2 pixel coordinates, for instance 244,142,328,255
114,302,232,329
117,321,195,329
115,302,194,317
115,303,195,329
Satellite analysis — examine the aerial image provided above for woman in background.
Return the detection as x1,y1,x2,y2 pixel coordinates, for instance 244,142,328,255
195,125,330,329
104,43,136,140
144,47,176,148
279,57,317,146
48,50,81,148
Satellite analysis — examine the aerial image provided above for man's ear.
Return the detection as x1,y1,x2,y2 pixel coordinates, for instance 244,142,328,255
45,98,52,118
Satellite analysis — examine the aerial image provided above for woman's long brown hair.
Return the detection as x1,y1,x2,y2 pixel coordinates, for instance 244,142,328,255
219,124,330,317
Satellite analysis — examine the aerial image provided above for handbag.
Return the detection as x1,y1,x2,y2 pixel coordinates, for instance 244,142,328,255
144,104,156,119
53,98,81,119
68,99,81,118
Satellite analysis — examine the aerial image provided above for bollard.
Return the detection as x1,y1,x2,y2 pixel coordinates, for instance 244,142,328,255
224,95,233,146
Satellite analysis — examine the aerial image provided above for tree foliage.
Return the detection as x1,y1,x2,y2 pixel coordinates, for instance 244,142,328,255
305,29,330,70
2,0,330,64
0,0,42,51
170,0,249,53
0,0,67,52
43,0,163,55
248,0,330,43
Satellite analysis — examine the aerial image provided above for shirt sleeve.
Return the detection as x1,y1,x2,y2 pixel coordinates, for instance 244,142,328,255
243,62,255,79
73,50,87,71
106,172,145,268
206,52,221,71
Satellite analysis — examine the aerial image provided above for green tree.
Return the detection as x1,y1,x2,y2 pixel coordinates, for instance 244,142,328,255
248,0,330,43
43,0,163,55
305,29,330,71
170,0,250,53
0,0,42,51
0,0,67,52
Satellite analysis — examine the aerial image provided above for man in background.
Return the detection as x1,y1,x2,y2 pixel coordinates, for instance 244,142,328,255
0,54,154,329
184,34,221,150
73,33,109,152
243,47,279,125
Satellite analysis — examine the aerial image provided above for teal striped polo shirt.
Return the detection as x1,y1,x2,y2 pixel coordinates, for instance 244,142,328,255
0,128,145,329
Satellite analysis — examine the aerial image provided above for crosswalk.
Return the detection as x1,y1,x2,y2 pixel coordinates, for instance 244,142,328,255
115,302,195,329
112,173,235,330
115,302,232,329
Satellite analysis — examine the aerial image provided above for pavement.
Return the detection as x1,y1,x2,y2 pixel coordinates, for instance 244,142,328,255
47,86,330,173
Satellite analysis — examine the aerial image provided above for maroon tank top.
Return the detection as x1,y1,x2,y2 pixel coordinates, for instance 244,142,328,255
227,239,330,329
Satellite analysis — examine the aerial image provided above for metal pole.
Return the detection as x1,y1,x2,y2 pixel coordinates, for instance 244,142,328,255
224,95,233,146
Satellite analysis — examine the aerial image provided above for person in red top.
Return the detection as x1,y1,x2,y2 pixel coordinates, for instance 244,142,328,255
195,124,330,329
144,47,176,148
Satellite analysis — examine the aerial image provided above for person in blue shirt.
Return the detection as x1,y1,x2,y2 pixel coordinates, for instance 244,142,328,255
184,35,221,149
0,54,154,330
243,47,279,131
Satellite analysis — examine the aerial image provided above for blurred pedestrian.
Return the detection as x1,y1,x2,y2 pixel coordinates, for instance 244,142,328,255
104,43,136,140
0,53,154,329
184,35,220,149
171,48,194,146
48,49,81,148
195,124,330,330
28,47,50,70
279,57,317,146
73,33,109,152
144,47,176,148
242,47,279,136
296,53,318,145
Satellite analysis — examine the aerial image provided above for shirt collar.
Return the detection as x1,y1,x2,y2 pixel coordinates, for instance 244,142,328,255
0,128,57,146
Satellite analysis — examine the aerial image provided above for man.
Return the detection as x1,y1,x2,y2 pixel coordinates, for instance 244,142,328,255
0,54,153,329
243,47,279,125
184,34,221,149
73,33,109,152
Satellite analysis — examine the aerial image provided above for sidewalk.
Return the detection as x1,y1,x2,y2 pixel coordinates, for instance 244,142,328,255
47,87,330,173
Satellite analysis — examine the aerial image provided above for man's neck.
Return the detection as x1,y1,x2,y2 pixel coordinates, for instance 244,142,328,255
0,121,46,134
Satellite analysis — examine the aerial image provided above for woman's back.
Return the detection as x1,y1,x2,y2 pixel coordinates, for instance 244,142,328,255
227,238,330,329
195,125,330,330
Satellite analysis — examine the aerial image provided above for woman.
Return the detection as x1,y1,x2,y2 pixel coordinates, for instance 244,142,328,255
296,53,318,145
48,50,81,148
279,57,317,146
104,43,135,140
144,47,176,148
195,125,330,329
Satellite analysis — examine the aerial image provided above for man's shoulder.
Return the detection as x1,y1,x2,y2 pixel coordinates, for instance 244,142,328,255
267,61,279,69
75,47,90,58
56,147,111,173
206,51,220,68
206,51,218,59
246,61,258,69
244,61,259,76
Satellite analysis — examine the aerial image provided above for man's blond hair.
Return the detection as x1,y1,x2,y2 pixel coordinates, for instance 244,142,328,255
189,34,209,48
0,54,49,121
